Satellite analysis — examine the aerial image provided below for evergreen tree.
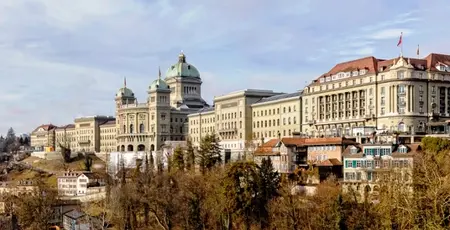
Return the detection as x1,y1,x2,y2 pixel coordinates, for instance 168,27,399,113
197,134,222,174
84,155,93,171
18,136,24,146
256,158,280,228
5,127,18,153
172,146,185,171
185,138,195,171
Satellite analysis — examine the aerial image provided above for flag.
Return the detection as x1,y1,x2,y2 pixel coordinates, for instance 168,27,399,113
417,44,420,56
397,32,403,47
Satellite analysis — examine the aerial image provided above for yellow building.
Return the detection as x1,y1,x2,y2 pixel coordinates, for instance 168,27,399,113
30,124,57,152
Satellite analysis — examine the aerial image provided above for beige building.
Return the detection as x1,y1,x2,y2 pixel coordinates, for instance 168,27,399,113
30,124,57,152
115,52,208,152
302,53,450,137
251,92,302,142
188,89,283,158
31,52,209,154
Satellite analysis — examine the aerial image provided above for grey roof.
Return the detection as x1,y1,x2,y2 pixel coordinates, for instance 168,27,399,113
64,209,85,220
254,92,301,105
188,106,215,115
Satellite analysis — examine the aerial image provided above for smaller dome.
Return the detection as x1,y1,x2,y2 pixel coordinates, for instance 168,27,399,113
116,87,134,98
149,78,169,91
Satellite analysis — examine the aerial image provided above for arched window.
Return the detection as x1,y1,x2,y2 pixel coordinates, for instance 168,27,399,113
289,107,291,112
123,125,126,134
398,122,405,132
130,124,134,134
139,124,144,133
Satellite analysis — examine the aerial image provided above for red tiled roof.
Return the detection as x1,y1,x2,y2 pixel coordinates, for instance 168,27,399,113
316,158,342,166
309,53,450,86
254,139,280,156
343,142,422,157
32,124,57,133
425,53,450,72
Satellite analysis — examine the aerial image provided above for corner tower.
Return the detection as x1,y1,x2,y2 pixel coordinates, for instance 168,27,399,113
115,77,136,136
165,52,209,109
148,70,171,151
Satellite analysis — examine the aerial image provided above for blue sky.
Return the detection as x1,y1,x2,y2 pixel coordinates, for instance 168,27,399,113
0,0,449,134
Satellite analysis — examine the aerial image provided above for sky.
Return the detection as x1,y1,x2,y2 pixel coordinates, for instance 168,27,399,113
0,0,449,134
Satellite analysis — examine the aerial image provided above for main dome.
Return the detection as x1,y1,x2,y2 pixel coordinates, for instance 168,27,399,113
165,52,200,79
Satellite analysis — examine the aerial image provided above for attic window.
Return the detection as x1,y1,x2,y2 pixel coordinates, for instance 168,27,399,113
398,145,408,153
187,65,191,70
352,71,358,76
359,69,367,75
350,146,358,154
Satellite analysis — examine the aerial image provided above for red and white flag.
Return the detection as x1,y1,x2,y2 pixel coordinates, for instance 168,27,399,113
397,32,403,47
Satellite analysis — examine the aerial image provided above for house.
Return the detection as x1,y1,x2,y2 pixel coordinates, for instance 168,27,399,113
63,209,89,230
342,142,419,202
0,179,37,197
254,136,356,179
57,171,105,197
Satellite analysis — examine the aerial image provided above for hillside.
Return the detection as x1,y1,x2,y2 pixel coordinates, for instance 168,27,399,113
21,154,106,173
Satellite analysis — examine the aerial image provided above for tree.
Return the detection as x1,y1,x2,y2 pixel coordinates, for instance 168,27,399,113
197,134,222,174
172,146,185,172
5,128,19,154
223,162,260,230
13,179,58,230
185,138,195,171
256,158,280,228
82,199,112,230
83,155,93,171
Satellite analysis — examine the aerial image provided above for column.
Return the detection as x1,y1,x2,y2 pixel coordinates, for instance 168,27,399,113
390,86,393,113
394,85,398,113
405,85,409,112
411,86,414,112
439,87,448,113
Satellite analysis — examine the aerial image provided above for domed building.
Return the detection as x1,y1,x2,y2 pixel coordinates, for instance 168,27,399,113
115,52,209,152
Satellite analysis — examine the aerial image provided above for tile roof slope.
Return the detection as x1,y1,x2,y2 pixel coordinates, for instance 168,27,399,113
377,57,427,72
317,158,342,166
343,143,422,157
32,124,57,133
254,139,280,156
254,92,301,104
310,56,379,85
425,53,450,71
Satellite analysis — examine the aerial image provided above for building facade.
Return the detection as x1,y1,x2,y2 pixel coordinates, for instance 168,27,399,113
342,139,418,201
57,171,105,197
31,52,209,154
188,89,285,158
302,53,450,138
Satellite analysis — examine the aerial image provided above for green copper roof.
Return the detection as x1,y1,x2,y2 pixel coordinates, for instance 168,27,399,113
149,78,169,91
165,52,200,79
116,87,134,97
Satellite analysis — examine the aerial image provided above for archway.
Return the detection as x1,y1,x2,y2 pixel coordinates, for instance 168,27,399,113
150,144,155,152
130,124,134,134
127,145,134,152
116,146,120,151
120,145,125,152
139,123,145,133
137,144,145,151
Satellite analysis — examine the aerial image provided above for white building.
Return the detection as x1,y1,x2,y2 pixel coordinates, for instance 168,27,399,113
57,171,105,197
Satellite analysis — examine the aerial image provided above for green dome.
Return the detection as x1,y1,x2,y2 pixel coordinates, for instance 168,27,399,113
165,52,200,79
149,78,169,91
116,87,134,97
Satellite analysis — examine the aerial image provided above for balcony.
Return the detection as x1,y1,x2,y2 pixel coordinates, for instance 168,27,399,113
218,128,237,133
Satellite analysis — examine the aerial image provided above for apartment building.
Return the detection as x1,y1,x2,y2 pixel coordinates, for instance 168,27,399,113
342,139,418,202
254,136,355,178
251,92,302,142
0,179,37,196
30,124,57,152
188,89,283,158
57,171,105,197
302,53,450,138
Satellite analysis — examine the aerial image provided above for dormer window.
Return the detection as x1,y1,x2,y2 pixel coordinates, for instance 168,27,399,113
350,146,358,154
352,71,359,76
320,78,325,83
398,145,408,153
359,69,367,75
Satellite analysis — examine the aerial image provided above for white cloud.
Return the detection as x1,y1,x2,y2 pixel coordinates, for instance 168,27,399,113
368,28,412,40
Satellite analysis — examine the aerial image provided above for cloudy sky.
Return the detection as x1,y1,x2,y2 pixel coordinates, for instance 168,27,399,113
0,0,449,134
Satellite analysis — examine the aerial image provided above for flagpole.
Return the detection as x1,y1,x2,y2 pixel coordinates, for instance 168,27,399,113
417,44,420,59
400,32,403,57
